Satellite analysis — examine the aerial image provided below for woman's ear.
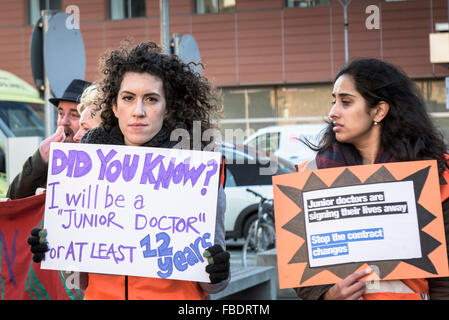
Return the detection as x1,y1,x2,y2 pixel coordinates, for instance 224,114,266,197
373,101,390,123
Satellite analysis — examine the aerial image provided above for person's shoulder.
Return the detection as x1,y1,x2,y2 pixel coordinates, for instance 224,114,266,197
80,127,107,144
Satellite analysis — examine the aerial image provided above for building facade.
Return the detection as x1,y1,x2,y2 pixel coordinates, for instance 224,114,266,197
0,0,448,139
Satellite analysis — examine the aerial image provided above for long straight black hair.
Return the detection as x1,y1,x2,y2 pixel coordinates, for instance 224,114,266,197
312,58,448,173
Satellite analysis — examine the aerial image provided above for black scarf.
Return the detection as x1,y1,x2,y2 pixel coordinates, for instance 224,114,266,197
81,125,178,149
315,143,396,169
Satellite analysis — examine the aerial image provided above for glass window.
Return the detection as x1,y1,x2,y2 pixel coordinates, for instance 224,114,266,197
0,102,44,137
220,84,332,144
277,84,332,119
110,0,146,20
414,78,449,145
220,87,277,143
415,79,446,113
29,0,61,25
285,0,330,8
219,0,235,13
196,0,235,14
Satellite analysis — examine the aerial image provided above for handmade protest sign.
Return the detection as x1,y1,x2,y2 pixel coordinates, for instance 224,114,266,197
273,160,449,288
40,143,222,282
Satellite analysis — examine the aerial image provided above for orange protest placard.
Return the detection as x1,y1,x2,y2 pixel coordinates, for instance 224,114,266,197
272,160,449,289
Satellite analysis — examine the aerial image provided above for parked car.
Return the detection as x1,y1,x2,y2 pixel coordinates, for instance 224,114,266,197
221,143,295,239
244,123,327,164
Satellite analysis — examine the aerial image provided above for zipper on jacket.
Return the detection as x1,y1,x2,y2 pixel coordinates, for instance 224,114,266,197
125,276,128,300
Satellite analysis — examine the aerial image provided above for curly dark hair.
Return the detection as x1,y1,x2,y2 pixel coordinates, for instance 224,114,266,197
310,58,448,173
95,41,222,148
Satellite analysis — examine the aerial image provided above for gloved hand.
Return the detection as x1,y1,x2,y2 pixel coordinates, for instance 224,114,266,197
203,244,230,284
27,227,49,263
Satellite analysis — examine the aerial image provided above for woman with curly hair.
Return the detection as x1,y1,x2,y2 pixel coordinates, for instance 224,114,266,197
29,41,229,300
94,41,220,150
296,58,449,300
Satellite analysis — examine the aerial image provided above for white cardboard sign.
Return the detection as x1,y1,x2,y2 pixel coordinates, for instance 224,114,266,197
40,142,221,282
303,181,421,268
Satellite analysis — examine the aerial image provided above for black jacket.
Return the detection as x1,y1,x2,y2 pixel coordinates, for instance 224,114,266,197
7,149,47,200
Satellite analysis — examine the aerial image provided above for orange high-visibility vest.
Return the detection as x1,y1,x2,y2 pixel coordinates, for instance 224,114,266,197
299,157,449,300
84,274,207,300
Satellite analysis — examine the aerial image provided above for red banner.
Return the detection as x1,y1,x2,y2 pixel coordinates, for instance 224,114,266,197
0,193,83,300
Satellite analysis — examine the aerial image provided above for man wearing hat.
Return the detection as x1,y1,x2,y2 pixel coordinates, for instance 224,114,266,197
7,79,91,200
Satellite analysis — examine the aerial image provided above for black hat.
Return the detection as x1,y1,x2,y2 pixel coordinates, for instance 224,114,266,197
49,79,92,107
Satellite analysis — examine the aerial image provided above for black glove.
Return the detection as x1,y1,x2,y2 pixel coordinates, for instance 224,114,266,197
203,244,230,284
27,227,49,263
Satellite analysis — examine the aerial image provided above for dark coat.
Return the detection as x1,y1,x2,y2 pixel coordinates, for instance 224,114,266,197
7,149,47,200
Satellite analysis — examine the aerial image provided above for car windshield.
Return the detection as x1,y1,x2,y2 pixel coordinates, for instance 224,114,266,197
222,144,294,186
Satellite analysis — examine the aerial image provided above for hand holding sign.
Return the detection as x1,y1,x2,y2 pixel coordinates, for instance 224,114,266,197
27,227,49,263
203,244,230,284
323,269,371,300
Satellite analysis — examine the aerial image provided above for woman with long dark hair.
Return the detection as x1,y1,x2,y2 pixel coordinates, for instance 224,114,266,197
297,58,449,300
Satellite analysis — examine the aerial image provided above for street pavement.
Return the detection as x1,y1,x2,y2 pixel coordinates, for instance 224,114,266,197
226,238,299,300
226,238,256,267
